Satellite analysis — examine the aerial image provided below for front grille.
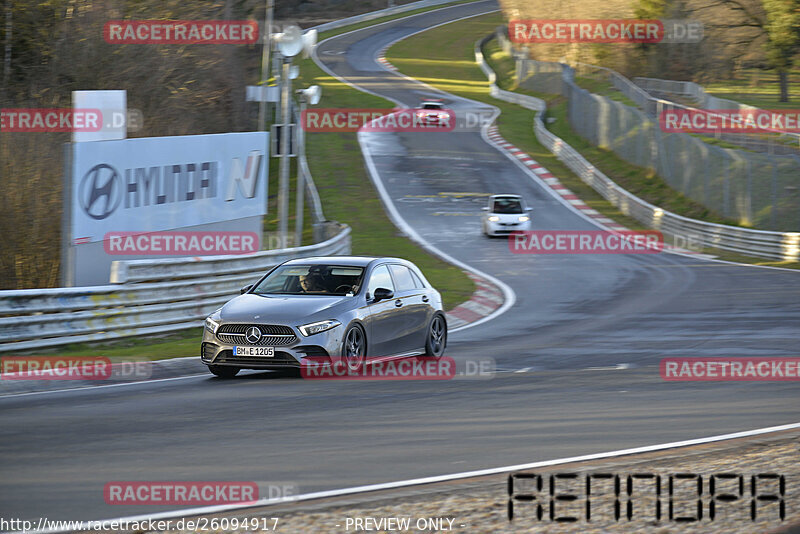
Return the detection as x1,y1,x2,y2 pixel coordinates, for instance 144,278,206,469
216,324,297,346
214,349,299,367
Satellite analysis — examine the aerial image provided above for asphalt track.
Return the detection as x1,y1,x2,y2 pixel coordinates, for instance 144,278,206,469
1,0,799,523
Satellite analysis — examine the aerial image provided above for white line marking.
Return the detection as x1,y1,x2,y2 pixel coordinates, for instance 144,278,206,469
0,373,209,399
583,363,632,371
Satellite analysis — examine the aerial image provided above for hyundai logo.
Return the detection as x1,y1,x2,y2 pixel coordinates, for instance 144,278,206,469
245,326,262,344
79,164,122,220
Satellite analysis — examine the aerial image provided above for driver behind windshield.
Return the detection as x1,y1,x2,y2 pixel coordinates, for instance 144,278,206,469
298,272,327,293
493,199,523,214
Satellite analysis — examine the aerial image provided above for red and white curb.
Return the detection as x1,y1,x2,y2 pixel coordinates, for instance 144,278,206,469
445,272,504,329
485,125,708,257
376,45,398,72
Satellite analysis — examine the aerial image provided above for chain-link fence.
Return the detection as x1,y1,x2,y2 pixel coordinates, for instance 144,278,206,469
514,57,800,231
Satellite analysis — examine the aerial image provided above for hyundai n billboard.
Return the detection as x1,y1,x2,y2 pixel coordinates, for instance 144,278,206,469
69,131,268,285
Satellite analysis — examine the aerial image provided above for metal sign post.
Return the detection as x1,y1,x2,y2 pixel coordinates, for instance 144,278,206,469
278,59,291,248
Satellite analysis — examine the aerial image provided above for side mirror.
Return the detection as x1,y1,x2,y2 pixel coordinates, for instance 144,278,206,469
525,207,532,212
481,207,489,211
240,284,253,294
372,287,394,301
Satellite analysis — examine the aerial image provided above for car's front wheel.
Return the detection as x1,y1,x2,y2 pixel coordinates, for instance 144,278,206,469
342,323,366,372
424,314,447,358
207,365,240,378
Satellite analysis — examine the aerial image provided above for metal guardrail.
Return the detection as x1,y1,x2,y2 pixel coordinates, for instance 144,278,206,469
0,226,351,352
476,35,800,262
474,42,544,112
633,76,750,111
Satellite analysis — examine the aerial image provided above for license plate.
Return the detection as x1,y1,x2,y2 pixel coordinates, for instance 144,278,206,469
233,346,275,357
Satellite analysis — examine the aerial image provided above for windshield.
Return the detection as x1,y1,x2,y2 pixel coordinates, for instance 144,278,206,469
252,264,365,296
422,103,443,109
492,198,523,214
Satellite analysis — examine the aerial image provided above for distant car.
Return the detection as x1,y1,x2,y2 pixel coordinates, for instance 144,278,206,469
201,256,447,378
416,100,449,125
482,194,532,237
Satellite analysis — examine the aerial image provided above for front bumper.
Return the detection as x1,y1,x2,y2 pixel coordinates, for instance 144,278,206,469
201,323,344,370
485,219,531,236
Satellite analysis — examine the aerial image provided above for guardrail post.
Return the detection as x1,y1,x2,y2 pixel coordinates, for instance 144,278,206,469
771,162,778,230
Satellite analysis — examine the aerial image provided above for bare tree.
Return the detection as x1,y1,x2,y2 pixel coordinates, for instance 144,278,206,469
3,0,11,93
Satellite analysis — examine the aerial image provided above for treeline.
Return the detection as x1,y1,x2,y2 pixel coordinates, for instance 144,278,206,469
501,0,799,100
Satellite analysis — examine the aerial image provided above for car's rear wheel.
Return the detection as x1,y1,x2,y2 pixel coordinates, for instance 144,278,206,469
342,324,366,372
424,314,447,358
208,365,240,378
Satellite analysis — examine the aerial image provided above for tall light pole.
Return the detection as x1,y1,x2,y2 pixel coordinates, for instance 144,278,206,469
271,25,316,248
273,25,304,248
295,85,321,247
278,58,291,247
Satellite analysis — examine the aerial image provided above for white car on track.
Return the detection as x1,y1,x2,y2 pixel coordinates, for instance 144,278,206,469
416,100,449,126
481,194,532,237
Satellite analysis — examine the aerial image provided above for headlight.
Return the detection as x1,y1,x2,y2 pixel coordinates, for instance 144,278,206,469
298,319,341,337
487,216,500,222
204,317,220,334
518,216,530,222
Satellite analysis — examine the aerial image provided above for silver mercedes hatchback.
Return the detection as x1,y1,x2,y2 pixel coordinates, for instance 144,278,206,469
201,256,447,377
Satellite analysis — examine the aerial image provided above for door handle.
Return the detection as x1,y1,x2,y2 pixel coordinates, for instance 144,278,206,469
395,299,403,307
422,295,429,303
